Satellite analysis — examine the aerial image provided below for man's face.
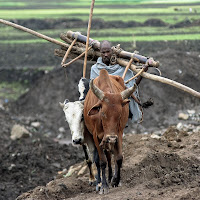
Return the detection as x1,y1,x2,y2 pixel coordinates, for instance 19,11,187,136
100,43,112,65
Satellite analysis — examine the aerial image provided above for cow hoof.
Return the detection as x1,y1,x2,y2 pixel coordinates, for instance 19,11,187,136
96,183,101,192
89,179,96,186
111,177,119,187
99,186,109,195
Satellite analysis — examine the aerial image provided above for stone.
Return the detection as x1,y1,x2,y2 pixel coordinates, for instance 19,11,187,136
31,122,41,128
10,124,31,140
176,122,183,130
59,127,65,133
150,134,161,139
178,113,189,120
187,110,195,115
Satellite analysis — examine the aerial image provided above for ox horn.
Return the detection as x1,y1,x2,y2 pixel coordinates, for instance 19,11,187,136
90,79,104,100
121,84,137,100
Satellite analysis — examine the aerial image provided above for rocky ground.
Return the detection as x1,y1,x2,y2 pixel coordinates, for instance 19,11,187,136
16,122,200,200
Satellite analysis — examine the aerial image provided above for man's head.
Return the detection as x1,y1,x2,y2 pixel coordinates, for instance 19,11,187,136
100,40,112,66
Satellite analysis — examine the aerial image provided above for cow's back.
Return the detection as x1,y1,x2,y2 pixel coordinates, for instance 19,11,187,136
84,69,128,134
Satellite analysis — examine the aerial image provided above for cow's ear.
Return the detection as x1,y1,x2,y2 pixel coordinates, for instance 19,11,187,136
122,99,130,107
88,103,101,116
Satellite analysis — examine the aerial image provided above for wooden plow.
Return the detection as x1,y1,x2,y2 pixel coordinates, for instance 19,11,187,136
0,18,200,99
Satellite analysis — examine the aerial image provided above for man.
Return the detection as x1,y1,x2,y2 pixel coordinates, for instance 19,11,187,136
90,40,148,123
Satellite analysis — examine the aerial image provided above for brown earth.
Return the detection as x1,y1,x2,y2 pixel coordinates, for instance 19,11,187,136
16,126,200,200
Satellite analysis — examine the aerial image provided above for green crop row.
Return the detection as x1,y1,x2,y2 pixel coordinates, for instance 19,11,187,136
1,6,200,15
0,26,200,40
0,33,199,44
1,0,200,7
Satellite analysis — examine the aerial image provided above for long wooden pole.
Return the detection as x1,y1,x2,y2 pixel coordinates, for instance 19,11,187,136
0,19,68,47
82,0,95,78
117,58,200,99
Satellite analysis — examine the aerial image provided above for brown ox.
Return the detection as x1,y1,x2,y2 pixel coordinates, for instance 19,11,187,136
84,69,136,194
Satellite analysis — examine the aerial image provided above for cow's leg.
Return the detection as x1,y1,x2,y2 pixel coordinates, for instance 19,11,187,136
105,150,113,183
94,145,109,194
111,157,122,187
93,134,109,194
111,133,123,187
93,147,101,191
99,158,109,194
82,144,96,185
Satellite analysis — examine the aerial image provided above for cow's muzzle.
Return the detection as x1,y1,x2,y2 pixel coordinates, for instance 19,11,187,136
106,135,118,144
73,138,83,145
100,135,118,151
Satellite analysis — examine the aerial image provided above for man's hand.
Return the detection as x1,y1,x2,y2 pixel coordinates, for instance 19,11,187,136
136,64,148,85
143,64,149,72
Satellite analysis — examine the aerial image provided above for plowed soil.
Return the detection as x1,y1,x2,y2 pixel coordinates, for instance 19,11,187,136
16,127,200,200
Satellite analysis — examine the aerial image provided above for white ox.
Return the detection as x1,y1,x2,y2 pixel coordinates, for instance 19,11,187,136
59,78,96,185
60,99,96,185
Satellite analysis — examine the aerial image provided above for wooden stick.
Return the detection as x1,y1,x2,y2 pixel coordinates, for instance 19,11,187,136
0,19,67,47
125,68,144,84
61,38,77,66
62,46,92,67
83,0,95,78
122,56,134,80
117,58,200,99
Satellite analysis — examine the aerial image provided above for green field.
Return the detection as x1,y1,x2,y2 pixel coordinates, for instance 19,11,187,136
0,0,200,43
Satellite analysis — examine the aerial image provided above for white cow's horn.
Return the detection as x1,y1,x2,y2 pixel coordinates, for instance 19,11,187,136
121,84,137,100
90,79,104,100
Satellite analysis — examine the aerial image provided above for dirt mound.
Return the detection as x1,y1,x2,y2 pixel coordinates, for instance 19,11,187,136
16,125,200,200
170,19,200,28
11,18,200,31
124,152,200,189
9,18,145,30
144,18,167,26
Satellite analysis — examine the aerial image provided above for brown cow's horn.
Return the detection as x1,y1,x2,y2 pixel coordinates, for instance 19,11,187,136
90,79,104,100
121,84,137,100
